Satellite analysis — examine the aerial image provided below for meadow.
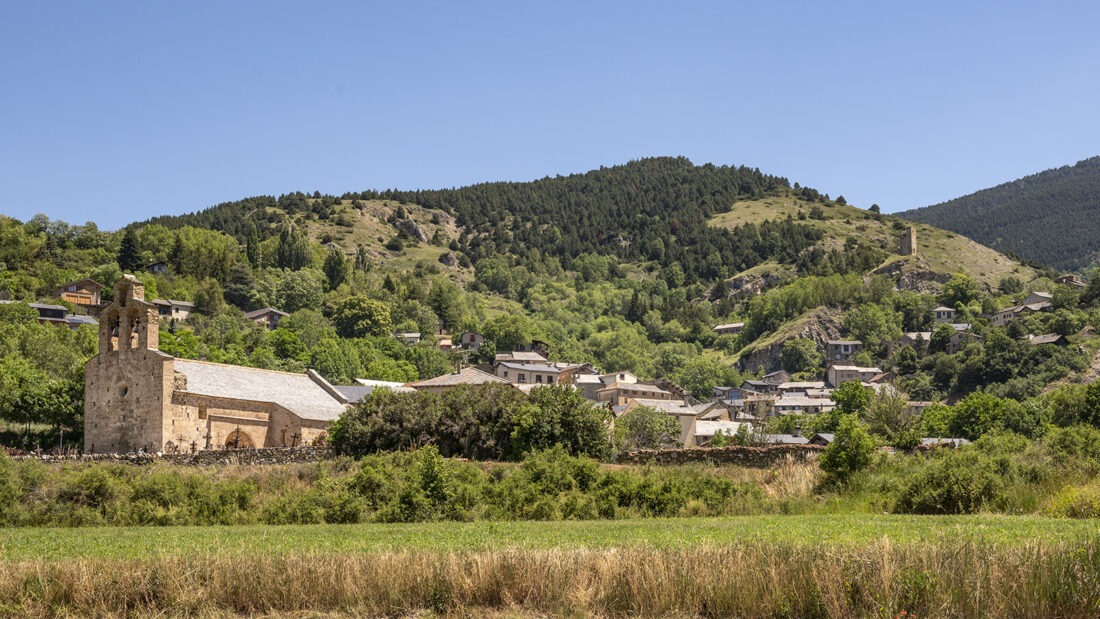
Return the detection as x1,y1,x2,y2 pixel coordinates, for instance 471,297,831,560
2,516,1099,618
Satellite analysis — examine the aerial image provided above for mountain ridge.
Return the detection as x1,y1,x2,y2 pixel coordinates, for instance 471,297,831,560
897,156,1100,271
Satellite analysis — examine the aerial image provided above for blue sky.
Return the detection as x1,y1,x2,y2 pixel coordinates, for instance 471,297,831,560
2,2,1098,229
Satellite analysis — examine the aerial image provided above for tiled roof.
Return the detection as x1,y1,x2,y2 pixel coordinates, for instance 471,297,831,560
494,351,548,362
173,359,348,421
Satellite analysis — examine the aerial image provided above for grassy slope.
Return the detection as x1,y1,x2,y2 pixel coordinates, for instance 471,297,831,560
709,195,1036,288
2,515,1092,561
299,198,467,279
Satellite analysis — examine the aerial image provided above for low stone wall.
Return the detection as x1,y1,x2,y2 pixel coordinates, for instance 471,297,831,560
13,447,334,466
616,444,823,467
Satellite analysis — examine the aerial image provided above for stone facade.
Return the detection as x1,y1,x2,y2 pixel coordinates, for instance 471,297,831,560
899,226,918,256
616,444,824,467
84,277,348,454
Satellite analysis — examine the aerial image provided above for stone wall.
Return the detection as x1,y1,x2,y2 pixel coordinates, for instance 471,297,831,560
616,444,823,467
14,447,333,466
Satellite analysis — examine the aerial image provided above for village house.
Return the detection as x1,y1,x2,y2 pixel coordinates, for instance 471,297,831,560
145,261,169,275
55,278,104,313
991,302,1052,327
396,332,422,345
438,336,453,351
0,300,98,329
244,307,289,330
1022,291,1053,306
712,322,744,336
597,382,674,406
495,362,576,385
933,306,956,323
777,380,827,394
405,366,510,394
774,395,836,416
494,350,550,366
1028,333,1069,347
825,340,863,364
459,331,485,352
84,276,347,454
153,298,194,322
1056,274,1087,289
826,365,883,388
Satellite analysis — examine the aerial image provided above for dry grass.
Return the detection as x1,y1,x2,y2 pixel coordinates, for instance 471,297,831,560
3,540,1100,618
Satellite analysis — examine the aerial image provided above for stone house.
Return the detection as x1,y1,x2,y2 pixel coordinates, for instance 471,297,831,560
1023,291,1053,306
497,362,565,385
405,366,510,394
153,298,194,322
1056,275,1086,289
826,365,883,388
712,322,744,336
596,382,674,406
825,340,862,364
84,276,348,454
244,307,289,330
933,306,956,323
459,331,485,352
991,302,1052,327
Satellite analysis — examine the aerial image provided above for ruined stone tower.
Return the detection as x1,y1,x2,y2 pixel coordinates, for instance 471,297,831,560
899,226,918,256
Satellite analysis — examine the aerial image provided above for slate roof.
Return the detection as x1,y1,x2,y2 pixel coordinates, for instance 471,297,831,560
153,298,195,308
243,307,289,320
406,367,510,388
498,362,561,373
695,420,746,437
494,351,548,363
334,385,375,404
173,359,348,421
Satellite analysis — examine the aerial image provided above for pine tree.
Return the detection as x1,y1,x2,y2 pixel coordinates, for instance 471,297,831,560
117,227,141,272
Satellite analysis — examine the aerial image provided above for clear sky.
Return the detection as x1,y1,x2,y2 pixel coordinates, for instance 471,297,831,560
3,2,1099,229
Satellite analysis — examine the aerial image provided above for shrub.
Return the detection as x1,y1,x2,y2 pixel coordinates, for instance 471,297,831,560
819,414,874,485
615,405,680,452
894,450,1003,514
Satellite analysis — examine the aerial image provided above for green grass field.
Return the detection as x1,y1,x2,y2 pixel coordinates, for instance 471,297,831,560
3,514,1094,561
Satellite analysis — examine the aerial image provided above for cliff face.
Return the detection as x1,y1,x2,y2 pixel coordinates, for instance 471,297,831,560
737,308,845,374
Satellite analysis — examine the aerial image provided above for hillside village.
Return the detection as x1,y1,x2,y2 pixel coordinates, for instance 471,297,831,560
3,199,1096,458
2,161,1100,462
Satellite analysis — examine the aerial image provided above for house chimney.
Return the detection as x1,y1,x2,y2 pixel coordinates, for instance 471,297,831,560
793,426,802,438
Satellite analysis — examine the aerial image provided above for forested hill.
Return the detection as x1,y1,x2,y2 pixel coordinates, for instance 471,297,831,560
141,157,834,284
898,156,1100,271
374,157,824,281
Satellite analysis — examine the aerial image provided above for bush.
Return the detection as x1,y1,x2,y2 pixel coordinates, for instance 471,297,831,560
615,405,680,452
894,450,1003,514
819,414,874,485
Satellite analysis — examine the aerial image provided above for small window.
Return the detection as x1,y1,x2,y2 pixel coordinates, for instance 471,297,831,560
536,375,543,383
518,373,527,383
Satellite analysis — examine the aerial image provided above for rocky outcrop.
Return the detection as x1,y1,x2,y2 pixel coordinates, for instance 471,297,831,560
871,257,950,293
737,308,844,373
394,218,428,242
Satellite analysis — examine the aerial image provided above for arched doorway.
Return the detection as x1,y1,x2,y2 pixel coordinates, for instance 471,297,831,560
224,429,255,449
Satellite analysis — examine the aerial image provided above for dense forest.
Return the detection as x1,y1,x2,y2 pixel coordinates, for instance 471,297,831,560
899,156,1100,271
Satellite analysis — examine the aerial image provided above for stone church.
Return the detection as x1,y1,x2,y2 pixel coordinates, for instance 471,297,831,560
84,276,349,454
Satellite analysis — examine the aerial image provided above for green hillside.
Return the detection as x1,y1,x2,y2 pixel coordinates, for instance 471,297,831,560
709,194,1035,288
3,157,1098,456
898,156,1100,271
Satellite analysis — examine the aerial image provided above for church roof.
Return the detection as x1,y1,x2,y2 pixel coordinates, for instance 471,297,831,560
173,359,348,421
